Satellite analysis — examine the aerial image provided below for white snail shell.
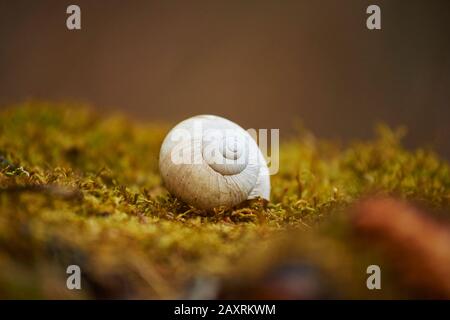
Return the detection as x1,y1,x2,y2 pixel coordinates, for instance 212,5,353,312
159,115,270,209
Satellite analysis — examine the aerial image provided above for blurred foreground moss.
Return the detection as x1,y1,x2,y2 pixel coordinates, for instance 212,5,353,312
0,102,449,299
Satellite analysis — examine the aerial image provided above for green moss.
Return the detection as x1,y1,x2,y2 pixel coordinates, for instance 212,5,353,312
0,102,449,299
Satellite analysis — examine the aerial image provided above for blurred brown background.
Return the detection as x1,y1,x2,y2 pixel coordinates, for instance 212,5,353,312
0,0,449,158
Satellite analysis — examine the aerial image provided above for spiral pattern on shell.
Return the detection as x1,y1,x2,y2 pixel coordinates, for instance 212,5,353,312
159,115,270,209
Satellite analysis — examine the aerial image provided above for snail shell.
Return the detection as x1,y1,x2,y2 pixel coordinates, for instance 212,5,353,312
159,115,270,209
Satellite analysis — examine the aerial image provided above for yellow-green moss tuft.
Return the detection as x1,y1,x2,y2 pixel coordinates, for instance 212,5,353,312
0,102,449,299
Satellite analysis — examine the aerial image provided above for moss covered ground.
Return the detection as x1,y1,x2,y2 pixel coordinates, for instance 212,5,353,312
0,102,449,299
